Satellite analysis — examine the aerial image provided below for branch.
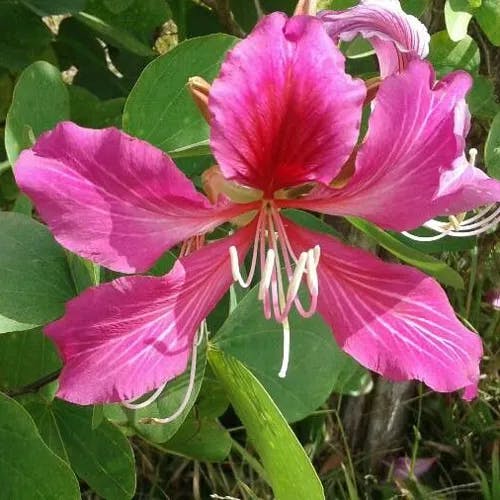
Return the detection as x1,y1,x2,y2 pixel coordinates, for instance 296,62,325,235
201,0,245,37
6,369,61,397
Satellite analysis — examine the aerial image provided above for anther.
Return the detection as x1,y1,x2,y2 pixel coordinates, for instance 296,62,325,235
469,148,478,166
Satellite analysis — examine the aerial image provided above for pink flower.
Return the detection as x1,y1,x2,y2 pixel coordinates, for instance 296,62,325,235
319,0,430,77
15,13,499,407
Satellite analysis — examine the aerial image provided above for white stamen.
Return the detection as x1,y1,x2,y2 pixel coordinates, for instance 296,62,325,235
306,249,319,296
286,251,308,303
258,248,276,300
278,318,290,378
122,381,168,410
404,205,499,241
229,245,241,281
469,148,478,166
141,331,200,425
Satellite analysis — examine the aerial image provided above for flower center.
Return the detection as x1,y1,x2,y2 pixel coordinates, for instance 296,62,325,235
228,200,320,377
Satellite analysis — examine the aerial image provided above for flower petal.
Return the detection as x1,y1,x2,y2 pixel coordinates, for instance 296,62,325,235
285,217,482,397
209,13,365,194
15,122,248,273
319,0,430,77
431,156,500,216
288,61,491,231
46,222,255,405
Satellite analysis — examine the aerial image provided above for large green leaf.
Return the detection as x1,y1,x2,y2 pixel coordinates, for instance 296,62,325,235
0,212,75,333
215,287,370,422
485,112,500,179
164,415,232,462
5,61,70,165
444,0,475,41
123,34,237,157
475,0,500,46
346,217,465,289
25,400,136,500
428,31,480,78
0,393,80,499
0,329,60,391
209,349,325,500
0,3,52,72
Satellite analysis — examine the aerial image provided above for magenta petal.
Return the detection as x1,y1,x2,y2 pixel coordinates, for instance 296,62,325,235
319,0,430,77
15,122,246,273
432,157,500,216
295,61,486,231
285,218,482,397
209,13,365,194
46,223,255,404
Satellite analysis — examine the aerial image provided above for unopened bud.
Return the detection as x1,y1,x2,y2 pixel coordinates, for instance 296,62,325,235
187,76,211,123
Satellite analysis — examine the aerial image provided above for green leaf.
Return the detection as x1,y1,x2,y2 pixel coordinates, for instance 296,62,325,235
66,252,100,293
25,399,136,499
400,0,429,16
0,3,52,72
467,75,500,120
75,12,155,57
209,349,325,500
52,401,136,500
476,0,500,46
428,31,480,78
0,212,75,333
69,85,125,128
123,34,237,157
445,0,475,41
215,286,370,422
83,0,170,46
0,329,60,391
164,415,232,462
22,0,86,15
5,61,70,165
346,217,465,289
0,393,80,499
485,112,500,179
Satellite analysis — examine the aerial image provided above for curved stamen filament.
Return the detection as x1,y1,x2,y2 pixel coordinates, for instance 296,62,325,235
124,323,205,422
403,204,499,241
228,201,321,378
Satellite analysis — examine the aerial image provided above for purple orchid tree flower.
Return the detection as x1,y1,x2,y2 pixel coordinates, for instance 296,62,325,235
318,0,430,78
14,13,500,414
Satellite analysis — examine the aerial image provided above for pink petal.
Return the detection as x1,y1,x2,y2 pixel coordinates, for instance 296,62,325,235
46,222,255,404
289,61,495,231
393,457,436,480
209,13,365,194
284,217,482,397
432,157,500,217
15,122,248,273
319,0,430,77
